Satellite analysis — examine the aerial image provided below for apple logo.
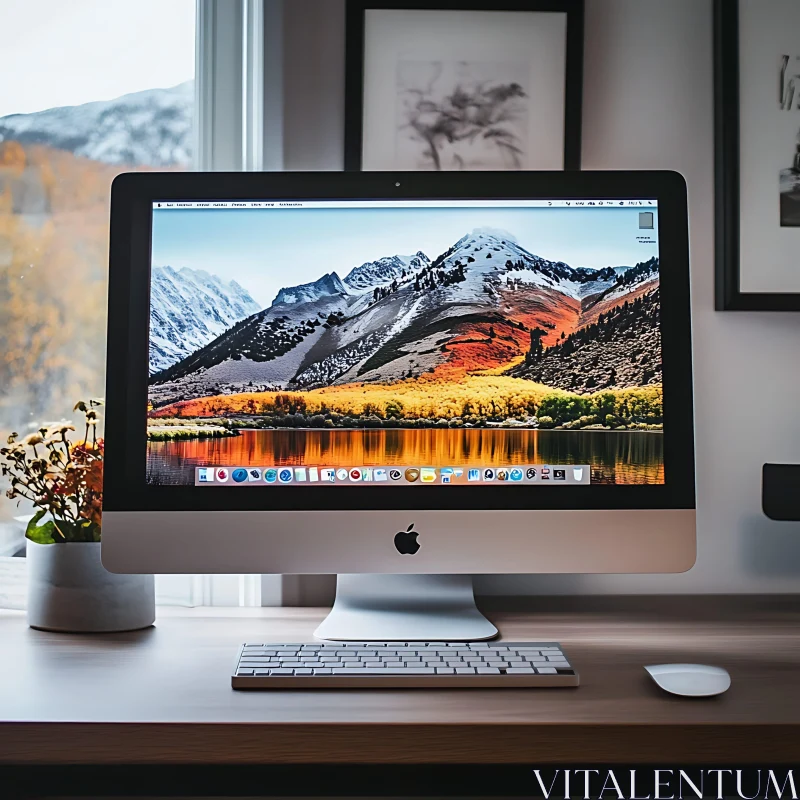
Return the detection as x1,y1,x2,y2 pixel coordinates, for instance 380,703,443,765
394,523,420,555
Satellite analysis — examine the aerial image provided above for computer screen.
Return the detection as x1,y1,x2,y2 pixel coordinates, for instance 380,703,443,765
145,198,663,488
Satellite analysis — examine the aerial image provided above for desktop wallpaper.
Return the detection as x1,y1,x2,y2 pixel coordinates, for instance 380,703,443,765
145,204,664,485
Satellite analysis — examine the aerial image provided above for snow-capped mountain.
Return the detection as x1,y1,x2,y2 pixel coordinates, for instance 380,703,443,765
0,82,193,167
272,272,348,306
343,252,430,292
149,266,261,374
438,228,620,301
148,229,659,402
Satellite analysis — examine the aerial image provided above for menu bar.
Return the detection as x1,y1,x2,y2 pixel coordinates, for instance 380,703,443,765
195,465,592,486
153,200,657,210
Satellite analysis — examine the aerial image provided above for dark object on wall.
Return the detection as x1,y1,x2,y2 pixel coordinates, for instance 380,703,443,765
344,1,584,172
715,0,800,311
762,464,800,521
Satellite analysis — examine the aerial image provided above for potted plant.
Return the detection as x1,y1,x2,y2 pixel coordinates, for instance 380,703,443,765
1,400,154,632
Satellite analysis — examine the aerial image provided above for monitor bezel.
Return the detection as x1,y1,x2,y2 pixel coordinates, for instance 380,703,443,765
104,170,695,513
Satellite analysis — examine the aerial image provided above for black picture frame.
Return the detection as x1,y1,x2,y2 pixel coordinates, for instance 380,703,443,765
714,0,800,311
344,0,584,172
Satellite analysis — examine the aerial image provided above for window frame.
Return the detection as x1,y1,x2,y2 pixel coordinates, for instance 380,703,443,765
1,0,276,609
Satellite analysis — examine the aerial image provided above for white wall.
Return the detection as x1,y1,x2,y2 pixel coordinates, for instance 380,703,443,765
281,0,800,594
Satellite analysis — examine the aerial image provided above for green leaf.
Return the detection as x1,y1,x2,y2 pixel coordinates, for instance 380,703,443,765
26,510,57,545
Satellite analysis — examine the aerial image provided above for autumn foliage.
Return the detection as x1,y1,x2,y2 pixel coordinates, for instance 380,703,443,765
152,376,663,429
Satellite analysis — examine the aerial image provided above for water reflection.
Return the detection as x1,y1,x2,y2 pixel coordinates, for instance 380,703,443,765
147,429,664,485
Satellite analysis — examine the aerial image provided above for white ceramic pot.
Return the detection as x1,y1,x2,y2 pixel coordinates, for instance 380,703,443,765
26,540,155,632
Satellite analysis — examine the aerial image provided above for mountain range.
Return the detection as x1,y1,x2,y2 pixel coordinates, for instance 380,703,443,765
149,266,261,374
0,82,193,167
148,229,660,404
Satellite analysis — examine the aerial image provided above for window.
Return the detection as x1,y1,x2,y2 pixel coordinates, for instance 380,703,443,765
0,0,267,607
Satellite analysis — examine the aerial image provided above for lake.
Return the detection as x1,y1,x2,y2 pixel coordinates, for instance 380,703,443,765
146,428,664,485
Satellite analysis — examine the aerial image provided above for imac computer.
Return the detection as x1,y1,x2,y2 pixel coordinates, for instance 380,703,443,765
102,171,695,642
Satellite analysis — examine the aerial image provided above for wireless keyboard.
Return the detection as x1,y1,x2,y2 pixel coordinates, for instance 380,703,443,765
232,641,578,688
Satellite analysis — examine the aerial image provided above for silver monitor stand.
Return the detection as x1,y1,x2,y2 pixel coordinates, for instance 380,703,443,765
313,574,498,642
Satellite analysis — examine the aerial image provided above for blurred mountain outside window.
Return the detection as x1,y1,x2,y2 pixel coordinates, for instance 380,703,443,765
0,0,263,608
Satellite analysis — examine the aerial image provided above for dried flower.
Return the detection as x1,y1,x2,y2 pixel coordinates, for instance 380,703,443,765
47,424,75,437
2,400,104,543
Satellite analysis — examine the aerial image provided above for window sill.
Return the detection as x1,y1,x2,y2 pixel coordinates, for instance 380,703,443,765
0,556,26,610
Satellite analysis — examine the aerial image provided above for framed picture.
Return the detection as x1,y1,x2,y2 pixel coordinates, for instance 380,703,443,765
715,0,800,310
344,1,584,172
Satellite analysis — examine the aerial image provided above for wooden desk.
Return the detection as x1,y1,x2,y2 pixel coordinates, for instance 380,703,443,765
1,596,799,793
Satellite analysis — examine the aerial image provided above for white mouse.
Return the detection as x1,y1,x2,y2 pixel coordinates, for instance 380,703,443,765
645,663,731,697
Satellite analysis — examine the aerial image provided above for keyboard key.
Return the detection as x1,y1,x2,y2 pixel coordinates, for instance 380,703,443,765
537,667,558,674
293,668,313,675
268,669,294,675
506,667,535,674
236,669,254,676
313,668,333,675
436,667,455,674
455,668,476,674
477,668,501,674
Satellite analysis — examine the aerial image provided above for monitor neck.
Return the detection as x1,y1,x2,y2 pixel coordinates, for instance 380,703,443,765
313,574,498,642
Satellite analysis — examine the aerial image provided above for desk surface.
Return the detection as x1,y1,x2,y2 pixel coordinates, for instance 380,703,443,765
1,596,799,765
